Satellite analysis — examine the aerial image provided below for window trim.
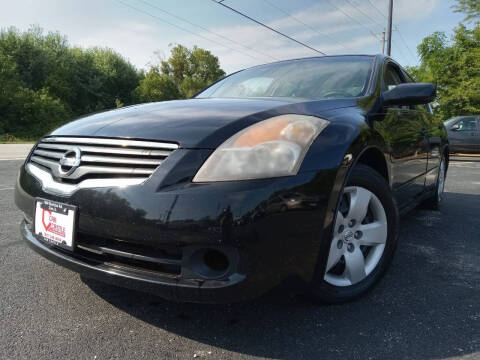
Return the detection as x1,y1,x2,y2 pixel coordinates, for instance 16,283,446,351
381,60,406,93
455,117,478,131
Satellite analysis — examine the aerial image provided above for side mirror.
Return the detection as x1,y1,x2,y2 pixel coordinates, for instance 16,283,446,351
382,83,435,106
450,123,460,131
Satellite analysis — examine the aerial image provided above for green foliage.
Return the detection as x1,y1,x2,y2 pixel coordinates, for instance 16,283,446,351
0,26,141,138
0,28,225,139
89,47,140,111
0,84,70,140
408,23,480,119
9,88,70,139
453,0,480,22
0,52,21,110
134,67,180,102
159,44,225,98
0,133,30,143
133,44,225,102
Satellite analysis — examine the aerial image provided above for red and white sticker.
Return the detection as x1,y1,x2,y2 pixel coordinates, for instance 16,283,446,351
34,199,76,249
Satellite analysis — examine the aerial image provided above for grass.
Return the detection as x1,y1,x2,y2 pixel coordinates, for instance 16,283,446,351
0,134,35,144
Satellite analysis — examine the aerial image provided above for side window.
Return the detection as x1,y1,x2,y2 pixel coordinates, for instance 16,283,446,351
456,118,477,131
401,69,414,83
383,64,404,91
383,64,408,110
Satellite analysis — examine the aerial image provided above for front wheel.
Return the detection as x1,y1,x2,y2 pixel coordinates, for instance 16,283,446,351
309,165,399,303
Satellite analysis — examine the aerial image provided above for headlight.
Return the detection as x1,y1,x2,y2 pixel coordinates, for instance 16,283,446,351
193,114,329,182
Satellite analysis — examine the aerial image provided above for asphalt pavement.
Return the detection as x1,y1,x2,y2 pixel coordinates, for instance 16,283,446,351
0,152,479,360
0,144,33,160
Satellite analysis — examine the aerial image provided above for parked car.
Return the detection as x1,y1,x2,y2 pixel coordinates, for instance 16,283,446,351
15,54,448,304
445,116,480,154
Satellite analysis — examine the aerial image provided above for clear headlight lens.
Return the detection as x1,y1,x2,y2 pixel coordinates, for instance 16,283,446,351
192,114,329,182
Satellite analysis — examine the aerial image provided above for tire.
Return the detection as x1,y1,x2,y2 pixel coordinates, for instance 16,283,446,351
308,164,400,304
422,153,447,210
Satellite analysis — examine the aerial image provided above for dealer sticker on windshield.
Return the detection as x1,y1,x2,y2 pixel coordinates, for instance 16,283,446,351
34,198,76,250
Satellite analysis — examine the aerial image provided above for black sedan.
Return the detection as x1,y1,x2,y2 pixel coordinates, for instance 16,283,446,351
15,54,448,303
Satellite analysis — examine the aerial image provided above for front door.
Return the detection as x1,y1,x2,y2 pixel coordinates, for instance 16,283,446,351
374,62,429,210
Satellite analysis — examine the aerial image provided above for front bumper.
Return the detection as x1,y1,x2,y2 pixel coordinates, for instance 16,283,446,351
21,220,256,303
16,158,337,303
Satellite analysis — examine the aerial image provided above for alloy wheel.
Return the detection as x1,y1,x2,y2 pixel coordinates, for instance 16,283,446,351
324,186,388,287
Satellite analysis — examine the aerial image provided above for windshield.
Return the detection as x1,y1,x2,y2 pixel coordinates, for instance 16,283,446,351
196,56,374,100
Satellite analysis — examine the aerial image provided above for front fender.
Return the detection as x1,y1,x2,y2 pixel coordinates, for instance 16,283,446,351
301,110,391,285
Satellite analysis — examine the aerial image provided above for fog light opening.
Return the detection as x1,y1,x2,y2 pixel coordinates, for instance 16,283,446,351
203,249,229,273
186,248,232,280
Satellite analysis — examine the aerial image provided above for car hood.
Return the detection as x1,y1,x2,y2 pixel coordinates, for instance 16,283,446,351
51,97,356,148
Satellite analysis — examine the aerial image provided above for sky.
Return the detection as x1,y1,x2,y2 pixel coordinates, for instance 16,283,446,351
0,0,466,74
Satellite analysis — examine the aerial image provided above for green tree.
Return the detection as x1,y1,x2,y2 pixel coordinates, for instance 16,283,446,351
89,47,140,109
159,44,225,98
161,44,190,87
408,24,480,119
0,53,20,105
7,88,70,139
0,53,22,135
453,0,480,21
0,26,225,140
0,26,141,139
134,66,180,102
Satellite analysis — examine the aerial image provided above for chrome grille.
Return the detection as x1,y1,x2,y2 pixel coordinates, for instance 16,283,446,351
27,137,178,195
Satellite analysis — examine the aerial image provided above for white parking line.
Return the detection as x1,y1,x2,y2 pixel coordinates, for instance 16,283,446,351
0,158,26,161
0,187,14,191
